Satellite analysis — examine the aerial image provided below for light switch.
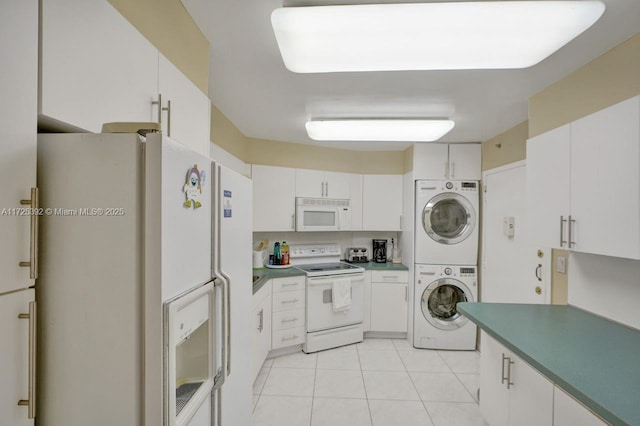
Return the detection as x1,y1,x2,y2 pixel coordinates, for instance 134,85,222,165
503,216,515,237
557,256,567,274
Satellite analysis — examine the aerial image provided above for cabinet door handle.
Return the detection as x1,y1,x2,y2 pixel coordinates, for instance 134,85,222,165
451,161,455,179
165,99,172,137
326,181,329,197
17,301,37,419
151,94,171,135
258,308,264,332
568,216,576,248
501,353,509,385
152,93,163,124
560,216,567,247
507,358,514,389
291,214,295,230
281,317,298,323
282,335,298,341
281,298,298,304
281,283,299,287
404,285,408,302
19,188,39,279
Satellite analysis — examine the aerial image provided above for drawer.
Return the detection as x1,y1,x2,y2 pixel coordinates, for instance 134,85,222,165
272,326,305,349
371,270,408,283
272,276,305,293
272,290,305,312
272,309,305,331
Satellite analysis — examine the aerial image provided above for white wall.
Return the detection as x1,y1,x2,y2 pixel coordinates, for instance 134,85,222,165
568,252,640,329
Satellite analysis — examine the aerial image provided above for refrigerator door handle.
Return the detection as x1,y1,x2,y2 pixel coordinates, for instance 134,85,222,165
212,278,226,392
220,268,231,377
17,301,37,419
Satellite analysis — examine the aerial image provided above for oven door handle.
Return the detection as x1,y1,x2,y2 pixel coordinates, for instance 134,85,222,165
307,274,365,285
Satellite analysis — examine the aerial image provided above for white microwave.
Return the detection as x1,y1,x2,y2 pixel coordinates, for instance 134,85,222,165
296,197,351,231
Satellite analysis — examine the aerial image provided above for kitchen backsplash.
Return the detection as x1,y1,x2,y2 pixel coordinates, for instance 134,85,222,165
254,231,401,260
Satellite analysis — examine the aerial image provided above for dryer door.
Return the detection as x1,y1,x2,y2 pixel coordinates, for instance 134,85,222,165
421,192,476,245
420,278,473,331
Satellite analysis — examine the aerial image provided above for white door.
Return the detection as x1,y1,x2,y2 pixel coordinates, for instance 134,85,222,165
295,169,325,197
553,387,608,426
324,171,351,199
479,331,509,426
413,143,449,179
217,165,253,426
0,0,37,294
508,353,554,426
483,162,551,304
525,125,571,249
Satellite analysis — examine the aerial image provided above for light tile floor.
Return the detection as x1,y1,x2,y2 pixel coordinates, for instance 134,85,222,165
253,338,488,426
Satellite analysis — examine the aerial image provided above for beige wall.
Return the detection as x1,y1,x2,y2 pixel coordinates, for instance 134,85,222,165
108,0,209,94
246,137,405,174
210,105,249,160
403,145,414,173
529,32,640,137
481,121,528,171
551,249,569,305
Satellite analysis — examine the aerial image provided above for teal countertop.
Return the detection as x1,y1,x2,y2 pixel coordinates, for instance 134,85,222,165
252,261,408,294
458,302,640,426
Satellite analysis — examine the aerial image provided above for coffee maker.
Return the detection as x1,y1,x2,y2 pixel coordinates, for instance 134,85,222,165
372,239,387,263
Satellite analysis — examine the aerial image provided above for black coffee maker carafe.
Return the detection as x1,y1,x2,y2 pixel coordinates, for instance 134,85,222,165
372,239,387,263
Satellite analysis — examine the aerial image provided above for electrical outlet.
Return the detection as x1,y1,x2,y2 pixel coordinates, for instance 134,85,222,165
557,256,567,274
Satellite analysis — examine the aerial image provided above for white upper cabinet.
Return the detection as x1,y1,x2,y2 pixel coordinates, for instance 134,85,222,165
349,174,363,231
362,174,403,231
252,165,296,232
448,144,482,180
40,0,211,156
158,54,211,156
40,0,158,132
570,96,640,259
413,143,481,180
295,169,350,199
526,96,640,260
526,124,571,249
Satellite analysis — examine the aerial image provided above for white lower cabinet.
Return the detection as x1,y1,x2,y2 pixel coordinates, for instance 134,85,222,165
480,331,553,426
553,387,608,426
252,281,272,382
271,276,306,350
369,271,409,333
0,289,35,426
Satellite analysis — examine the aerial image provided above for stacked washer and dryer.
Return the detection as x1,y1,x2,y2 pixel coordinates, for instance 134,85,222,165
413,180,479,350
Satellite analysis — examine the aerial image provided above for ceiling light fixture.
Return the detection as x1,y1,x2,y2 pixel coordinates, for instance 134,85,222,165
271,1,605,73
305,119,455,142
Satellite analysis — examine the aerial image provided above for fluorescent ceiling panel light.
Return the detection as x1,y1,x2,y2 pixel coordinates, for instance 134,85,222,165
271,1,605,72
305,119,455,142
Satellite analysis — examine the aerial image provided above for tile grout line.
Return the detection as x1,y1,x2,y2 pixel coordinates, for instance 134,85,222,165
356,342,375,426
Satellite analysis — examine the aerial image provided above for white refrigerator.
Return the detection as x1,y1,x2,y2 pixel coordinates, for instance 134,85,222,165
36,132,251,426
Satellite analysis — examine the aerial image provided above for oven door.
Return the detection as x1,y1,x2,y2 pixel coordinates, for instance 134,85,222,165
296,205,340,231
164,281,216,426
306,273,365,332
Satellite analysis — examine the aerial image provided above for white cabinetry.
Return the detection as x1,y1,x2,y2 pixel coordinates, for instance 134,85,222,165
40,0,211,156
480,331,553,426
252,165,296,232
350,174,364,231
271,276,306,350
295,169,351,199
40,0,158,132
553,386,608,426
1,2,37,424
158,54,211,155
413,143,481,180
526,96,640,260
369,271,409,332
362,174,403,231
0,290,35,426
252,282,272,382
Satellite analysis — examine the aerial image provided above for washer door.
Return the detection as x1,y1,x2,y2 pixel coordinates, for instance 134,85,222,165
420,278,472,330
422,192,476,245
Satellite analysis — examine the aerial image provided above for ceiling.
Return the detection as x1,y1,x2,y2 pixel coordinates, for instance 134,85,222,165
182,0,640,151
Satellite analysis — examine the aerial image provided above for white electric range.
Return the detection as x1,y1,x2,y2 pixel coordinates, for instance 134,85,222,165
290,244,365,352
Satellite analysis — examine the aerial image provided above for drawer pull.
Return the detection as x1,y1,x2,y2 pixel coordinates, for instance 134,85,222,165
282,335,298,341
281,283,299,287
382,275,398,279
281,317,298,323
281,299,298,304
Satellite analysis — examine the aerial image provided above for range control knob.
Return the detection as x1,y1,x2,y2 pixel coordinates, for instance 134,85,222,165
444,267,452,275
446,182,454,189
